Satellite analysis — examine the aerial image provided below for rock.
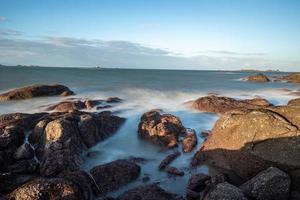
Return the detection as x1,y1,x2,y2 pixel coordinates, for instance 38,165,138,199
96,105,113,110
159,151,181,170
39,118,85,177
203,182,248,200
200,130,211,139
142,175,150,183
186,173,211,200
116,184,183,200
138,110,186,148
0,173,37,194
13,143,34,160
46,100,86,112
7,159,39,174
246,73,270,82
290,169,300,192
89,159,141,195
288,98,300,106
84,99,103,109
0,84,74,101
182,129,197,153
165,166,184,176
7,177,87,200
106,97,122,103
290,191,300,200
185,95,272,114
240,167,290,200
192,106,300,179
276,73,300,83
0,112,46,130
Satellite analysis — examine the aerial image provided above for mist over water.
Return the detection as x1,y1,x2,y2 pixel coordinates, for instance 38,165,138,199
0,66,298,196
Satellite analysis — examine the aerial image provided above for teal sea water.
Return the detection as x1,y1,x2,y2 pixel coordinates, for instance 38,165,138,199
0,66,298,196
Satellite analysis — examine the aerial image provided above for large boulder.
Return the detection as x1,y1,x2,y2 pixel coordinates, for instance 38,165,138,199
116,184,183,200
0,112,46,130
185,95,272,114
288,98,300,106
6,177,88,200
203,182,248,200
240,167,290,200
138,110,186,148
0,84,74,101
89,159,141,195
45,101,86,112
192,106,300,179
246,73,270,82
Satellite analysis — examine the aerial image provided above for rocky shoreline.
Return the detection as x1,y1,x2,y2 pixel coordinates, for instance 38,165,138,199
0,83,300,199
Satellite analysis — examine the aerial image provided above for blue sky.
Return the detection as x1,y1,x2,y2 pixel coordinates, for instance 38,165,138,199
0,0,299,71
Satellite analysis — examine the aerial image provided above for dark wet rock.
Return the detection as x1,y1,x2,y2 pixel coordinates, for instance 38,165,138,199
290,169,300,192
96,105,113,110
275,73,300,83
192,106,300,179
246,73,270,82
78,112,125,148
185,95,272,114
89,159,141,195
106,97,122,103
165,166,184,176
200,130,211,139
39,118,85,177
288,98,300,106
84,99,103,110
159,151,181,170
138,110,185,148
290,191,300,200
203,182,248,200
240,167,290,200
7,159,39,174
142,175,150,183
0,173,37,194
0,84,74,101
13,143,34,160
186,173,211,200
86,151,99,158
182,129,197,153
116,184,183,200
7,177,86,200
0,112,46,130
126,156,149,164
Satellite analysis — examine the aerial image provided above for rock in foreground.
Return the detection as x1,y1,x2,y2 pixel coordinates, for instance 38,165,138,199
192,106,300,179
116,184,183,200
89,159,141,195
138,110,185,148
0,84,74,101
185,95,272,114
246,73,270,82
288,98,300,106
240,167,290,200
203,182,248,200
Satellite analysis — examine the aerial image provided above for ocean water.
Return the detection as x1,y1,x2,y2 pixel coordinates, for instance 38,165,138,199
0,66,299,196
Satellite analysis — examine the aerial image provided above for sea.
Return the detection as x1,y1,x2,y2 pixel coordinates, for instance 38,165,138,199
0,66,299,196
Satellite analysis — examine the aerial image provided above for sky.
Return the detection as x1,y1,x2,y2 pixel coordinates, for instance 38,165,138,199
0,0,299,71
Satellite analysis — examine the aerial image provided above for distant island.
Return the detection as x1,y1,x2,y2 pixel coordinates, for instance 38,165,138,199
240,68,281,72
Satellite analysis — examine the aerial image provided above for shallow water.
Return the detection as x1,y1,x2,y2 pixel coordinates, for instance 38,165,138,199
0,66,298,196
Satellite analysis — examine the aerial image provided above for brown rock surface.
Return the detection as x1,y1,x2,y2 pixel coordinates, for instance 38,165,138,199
138,110,185,147
276,73,300,83
288,98,300,106
0,84,74,101
182,129,197,153
192,106,300,179
246,73,270,82
185,95,272,114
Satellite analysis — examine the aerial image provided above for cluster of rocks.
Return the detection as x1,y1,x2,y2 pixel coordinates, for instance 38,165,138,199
244,72,300,84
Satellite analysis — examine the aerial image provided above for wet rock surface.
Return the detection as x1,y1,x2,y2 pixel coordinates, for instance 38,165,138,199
182,129,197,152
185,95,272,114
246,73,270,82
203,182,248,200
0,84,74,101
138,110,186,148
275,73,300,83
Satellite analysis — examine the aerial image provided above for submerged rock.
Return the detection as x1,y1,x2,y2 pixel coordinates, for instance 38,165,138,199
138,110,185,148
45,100,86,112
203,182,248,200
182,129,197,153
246,73,270,82
116,184,183,200
240,167,290,200
159,151,181,170
89,159,141,195
185,95,272,114
192,106,300,179
275,73,300,83
0,84,74,101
